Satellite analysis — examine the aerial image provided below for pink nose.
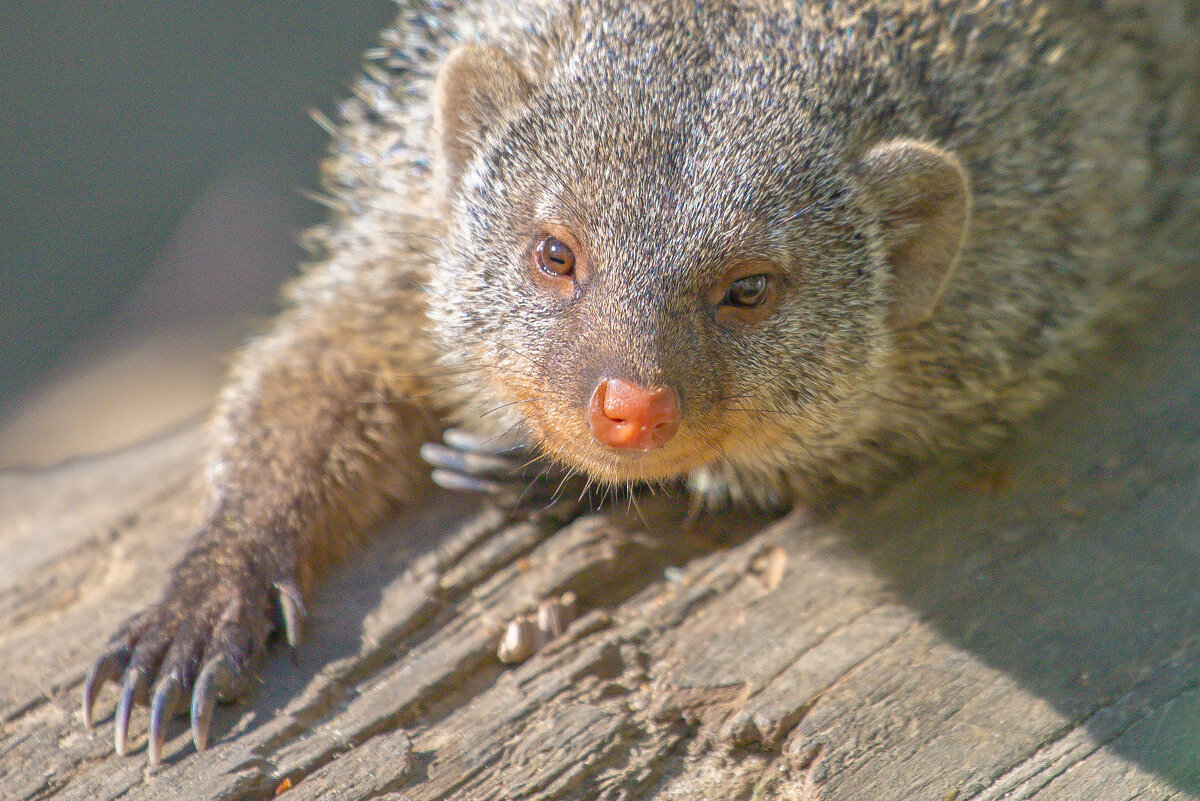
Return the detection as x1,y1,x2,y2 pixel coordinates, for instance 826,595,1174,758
588,378,681,451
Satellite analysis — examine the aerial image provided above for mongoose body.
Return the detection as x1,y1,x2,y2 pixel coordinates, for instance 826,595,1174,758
83,0,1200,762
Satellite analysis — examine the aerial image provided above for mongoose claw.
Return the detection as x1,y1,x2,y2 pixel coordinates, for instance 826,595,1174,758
421,436,539,504
85,544,279,762
422,442,528,481
114,667,149,756
441,427,527,457
82,645,129,728
147,673,183,764
422,428,584,510
190,655,238,752
428,465,512,496
274,580,306,651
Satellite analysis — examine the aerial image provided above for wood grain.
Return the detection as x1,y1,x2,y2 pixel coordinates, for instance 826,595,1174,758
2,289,1199,800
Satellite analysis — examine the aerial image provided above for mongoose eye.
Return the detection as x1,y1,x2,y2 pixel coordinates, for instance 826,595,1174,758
534,235,576,277
723,274,772,308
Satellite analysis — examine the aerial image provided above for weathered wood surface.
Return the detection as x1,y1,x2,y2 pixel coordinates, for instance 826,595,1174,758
3,289,1200,801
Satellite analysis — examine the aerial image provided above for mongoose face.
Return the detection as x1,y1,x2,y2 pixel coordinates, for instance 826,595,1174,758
427,20,918,488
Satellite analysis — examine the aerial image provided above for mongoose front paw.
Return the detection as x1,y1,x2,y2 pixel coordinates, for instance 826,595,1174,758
422,428,586,511
82,543,301,764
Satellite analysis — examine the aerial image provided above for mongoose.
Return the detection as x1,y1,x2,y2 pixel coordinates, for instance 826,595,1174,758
82,0,1200,764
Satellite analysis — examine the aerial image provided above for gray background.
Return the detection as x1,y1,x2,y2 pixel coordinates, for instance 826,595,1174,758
0,1,395,411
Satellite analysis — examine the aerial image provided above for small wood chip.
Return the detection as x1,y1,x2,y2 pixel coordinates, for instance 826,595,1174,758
497,592,580,664
750,546,787,591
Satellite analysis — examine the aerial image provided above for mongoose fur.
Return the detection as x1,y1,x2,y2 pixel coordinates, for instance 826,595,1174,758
83,0,1200,762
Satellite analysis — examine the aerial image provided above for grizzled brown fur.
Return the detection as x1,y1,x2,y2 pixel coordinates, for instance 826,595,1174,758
84,0,1199,762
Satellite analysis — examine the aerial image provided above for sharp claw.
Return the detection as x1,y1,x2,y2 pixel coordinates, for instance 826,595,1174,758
191,656,233,752
430,468,508,495
190,691,213,753
443,427,526,456
274,581,306,651
82,648,128,728
421,442,519,476
431,429,581,511
114,667,148,757
148,675,182,765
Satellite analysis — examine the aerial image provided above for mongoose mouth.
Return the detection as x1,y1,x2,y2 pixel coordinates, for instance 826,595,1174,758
556,444,705,484
535,422,727,485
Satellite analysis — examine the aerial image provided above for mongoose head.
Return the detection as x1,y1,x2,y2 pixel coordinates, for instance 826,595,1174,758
426,10,970,495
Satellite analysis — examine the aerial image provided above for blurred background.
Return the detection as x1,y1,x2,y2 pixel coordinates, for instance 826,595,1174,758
0,1,396,467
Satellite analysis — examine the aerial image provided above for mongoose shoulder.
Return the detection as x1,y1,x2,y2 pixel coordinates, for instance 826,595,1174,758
83,0,1199,763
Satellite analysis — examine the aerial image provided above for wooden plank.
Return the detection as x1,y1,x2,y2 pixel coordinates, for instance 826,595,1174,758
2,295,1200,801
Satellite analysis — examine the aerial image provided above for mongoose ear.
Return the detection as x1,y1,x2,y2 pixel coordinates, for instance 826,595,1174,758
434,45,533,205
857,139,972,329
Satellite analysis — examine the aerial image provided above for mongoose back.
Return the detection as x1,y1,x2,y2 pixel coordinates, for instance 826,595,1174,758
83,0,1200,763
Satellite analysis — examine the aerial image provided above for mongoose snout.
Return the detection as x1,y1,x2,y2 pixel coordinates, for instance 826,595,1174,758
588,377,681,451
